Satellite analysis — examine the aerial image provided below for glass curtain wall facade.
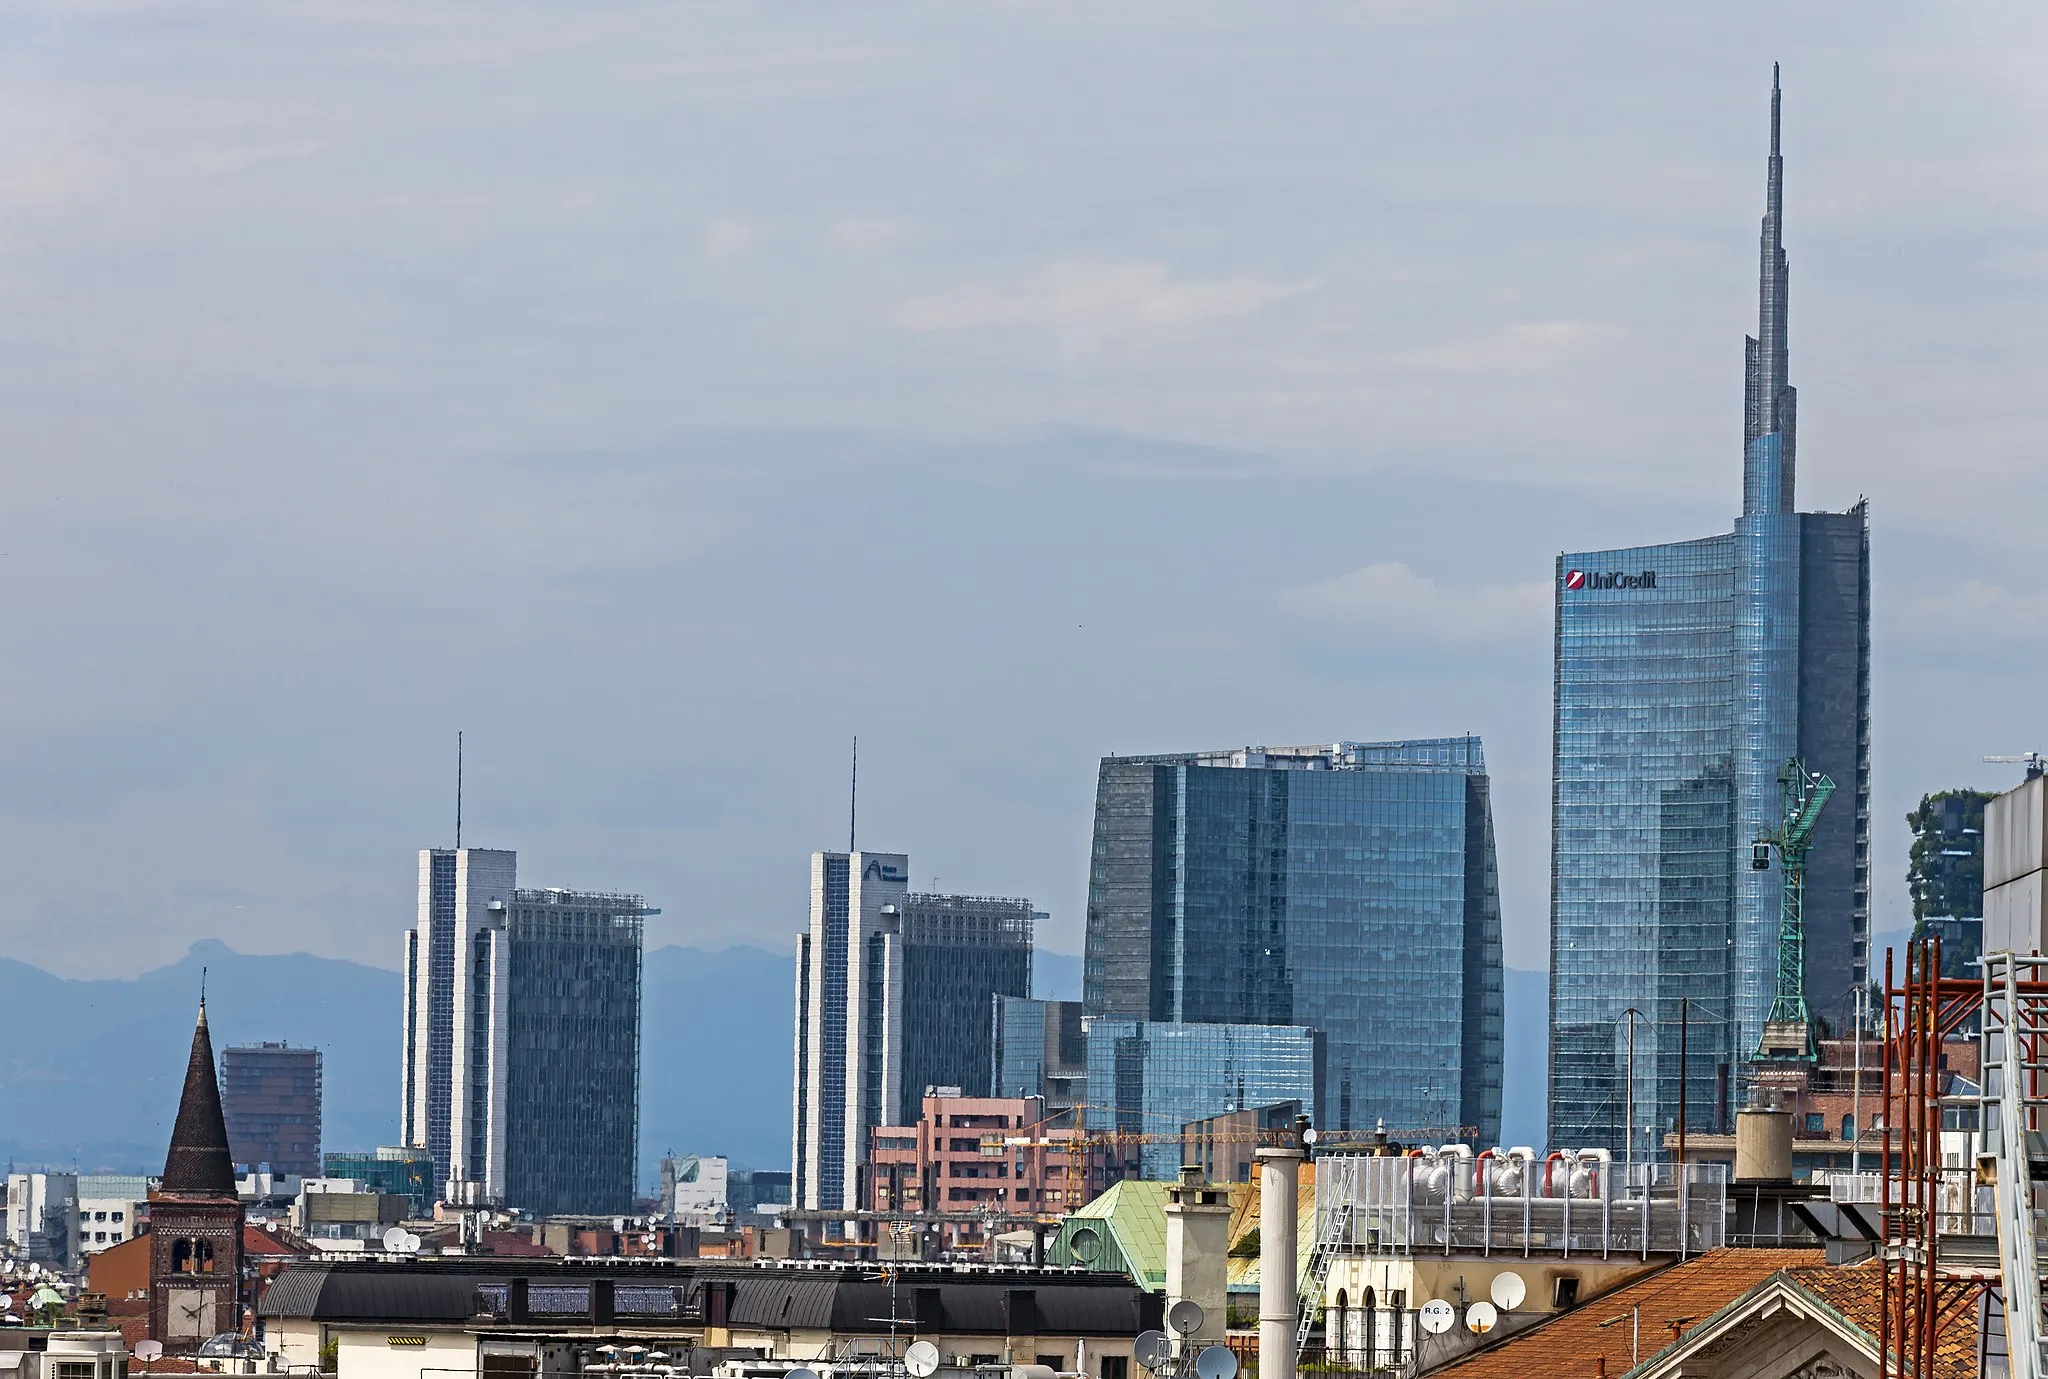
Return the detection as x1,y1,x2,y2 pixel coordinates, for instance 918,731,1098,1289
1082,737,1503,1144
1081,1019,1324,1180
499,888,647,1216
792,855,1037,1212
992,996,1088,1120
1549,69,1870,1156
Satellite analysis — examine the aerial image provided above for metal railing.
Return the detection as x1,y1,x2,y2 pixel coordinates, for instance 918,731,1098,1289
1312,1153,1726,1261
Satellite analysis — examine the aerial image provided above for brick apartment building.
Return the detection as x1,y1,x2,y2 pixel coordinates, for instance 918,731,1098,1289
868,1090,1111,1252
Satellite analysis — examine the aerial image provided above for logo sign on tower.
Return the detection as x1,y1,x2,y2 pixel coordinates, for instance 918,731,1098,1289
1563,569,1657,592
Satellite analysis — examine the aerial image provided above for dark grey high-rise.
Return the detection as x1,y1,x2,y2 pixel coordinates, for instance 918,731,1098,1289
1549,69,1872,1156
403,848,653,1215
1082,737,1504,1143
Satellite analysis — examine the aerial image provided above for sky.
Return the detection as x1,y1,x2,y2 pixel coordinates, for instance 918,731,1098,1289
1,2,2046,980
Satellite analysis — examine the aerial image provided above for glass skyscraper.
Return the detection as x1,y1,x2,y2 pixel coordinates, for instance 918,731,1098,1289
1550,69,1871,1155
792,852,1037,1211
1081,1018,1324,1180
1082,736,1503,1145
402,848,653,1214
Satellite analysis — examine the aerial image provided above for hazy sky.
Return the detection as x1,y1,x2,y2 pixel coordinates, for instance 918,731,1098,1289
2,2,2045,979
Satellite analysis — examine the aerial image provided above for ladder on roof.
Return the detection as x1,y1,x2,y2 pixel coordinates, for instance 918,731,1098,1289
1296,1160,1355,1356
1981,951,2048,1379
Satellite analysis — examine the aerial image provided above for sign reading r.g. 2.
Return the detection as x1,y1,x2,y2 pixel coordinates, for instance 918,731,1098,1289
1564,569,1657,591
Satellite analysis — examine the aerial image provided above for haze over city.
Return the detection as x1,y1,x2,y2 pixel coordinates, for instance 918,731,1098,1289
2,3,2044,982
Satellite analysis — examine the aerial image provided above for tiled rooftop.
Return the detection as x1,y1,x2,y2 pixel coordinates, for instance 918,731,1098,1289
1438,1249,1822,1378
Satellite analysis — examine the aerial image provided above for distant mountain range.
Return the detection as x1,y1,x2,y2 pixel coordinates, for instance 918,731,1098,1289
0,942,1547,1180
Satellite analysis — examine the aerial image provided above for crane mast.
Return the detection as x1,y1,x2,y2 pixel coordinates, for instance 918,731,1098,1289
1753,757,1835,1062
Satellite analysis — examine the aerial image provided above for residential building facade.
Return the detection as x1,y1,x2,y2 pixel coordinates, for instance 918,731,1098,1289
1081,737,1503,1145
4,1172,79,1270
220,1042,323,1177
792,851,1036,1211
403,848,651,1215
1549,71,1872,1156
867,1091,1111,1251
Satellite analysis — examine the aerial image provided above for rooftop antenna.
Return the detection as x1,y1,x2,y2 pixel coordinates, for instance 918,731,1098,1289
200,965,208,1008
849,735,858,853
456,730,464,849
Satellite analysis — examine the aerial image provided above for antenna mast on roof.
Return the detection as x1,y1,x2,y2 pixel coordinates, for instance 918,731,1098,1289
456,730,464,849
850,736,858,853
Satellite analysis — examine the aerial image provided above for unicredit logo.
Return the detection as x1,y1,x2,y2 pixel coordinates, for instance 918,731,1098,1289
1564,569,1657,591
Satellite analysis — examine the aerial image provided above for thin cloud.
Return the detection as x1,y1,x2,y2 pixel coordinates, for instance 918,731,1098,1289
1278,562,1551,646
897,262,1307,333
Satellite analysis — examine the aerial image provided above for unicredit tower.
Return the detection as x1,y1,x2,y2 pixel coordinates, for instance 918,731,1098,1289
1548,68,1870,1156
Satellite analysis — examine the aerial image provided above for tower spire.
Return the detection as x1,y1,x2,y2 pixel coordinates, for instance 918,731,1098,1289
1743,64,1796,516
162,997,237,1196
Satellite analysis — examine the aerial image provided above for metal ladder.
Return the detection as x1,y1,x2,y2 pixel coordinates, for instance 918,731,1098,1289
1296,1162,1355,1355
1981,950,2048,1379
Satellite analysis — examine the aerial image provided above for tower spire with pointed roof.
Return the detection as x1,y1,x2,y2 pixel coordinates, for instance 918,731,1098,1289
1743,63,1796,515
162,997,237,1196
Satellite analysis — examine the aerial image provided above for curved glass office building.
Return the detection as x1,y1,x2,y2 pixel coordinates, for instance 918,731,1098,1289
1084,736,1503,1146
1549,69,1870,1155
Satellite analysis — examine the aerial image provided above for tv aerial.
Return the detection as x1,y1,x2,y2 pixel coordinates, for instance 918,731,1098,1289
905,1342,941,1378
1166,1300,1206,1336
1194,1347,1238,1379
1419,1300,1456,1336
1134,1331,1172,1370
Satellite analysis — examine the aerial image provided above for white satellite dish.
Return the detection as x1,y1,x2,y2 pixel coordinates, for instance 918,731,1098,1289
1194,1346,1238,1379
786,1368,820,1379
1465,1302,1499,1335
403,1231,423,1252
1418,1300,1456,1336
134,1342,164,1362
1134,1331,1172,1370
381,1226,408,1252
1489,1272,1527,1311
905,1341,941,1378
0,1296,11,1313
1167,1300,1206,1336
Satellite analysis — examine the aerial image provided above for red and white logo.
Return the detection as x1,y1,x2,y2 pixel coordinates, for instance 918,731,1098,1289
1564,569,1586,591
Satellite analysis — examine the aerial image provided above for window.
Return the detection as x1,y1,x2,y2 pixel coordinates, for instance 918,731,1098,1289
94,1211,107,1222
1804,1113,1824,1135
1101,1359,1128,1379
112,1212,123,1223
1841,1115,1856,1141
95,1232,107,1243
54,1361,95,1379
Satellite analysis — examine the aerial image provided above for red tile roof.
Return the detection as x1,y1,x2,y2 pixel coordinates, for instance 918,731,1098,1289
1439,1249,1824,1378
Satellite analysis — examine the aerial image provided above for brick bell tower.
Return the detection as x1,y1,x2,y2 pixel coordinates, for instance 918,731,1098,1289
149,997,246,1352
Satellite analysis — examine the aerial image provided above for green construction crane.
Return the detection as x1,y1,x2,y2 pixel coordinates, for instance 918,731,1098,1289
1752,757,1835,1062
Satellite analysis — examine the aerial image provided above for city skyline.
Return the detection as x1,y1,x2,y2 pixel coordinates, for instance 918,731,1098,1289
0,9,2041,987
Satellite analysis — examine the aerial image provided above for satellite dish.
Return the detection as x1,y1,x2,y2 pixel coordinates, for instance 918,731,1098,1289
135,1342,164,1362
1194,1347,1238,1379
1489,1272,1527,1311
1419,1300,1456,1336
1302,1127,1319,1146
905,1341,941,1377
786,1369,820,1379
1167,1300,1206,1336
0,1296,11,1312
1134,1331,1172,1369
403,1231,423,1252
381,1226,408,1252
1465,1302,1499,1335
